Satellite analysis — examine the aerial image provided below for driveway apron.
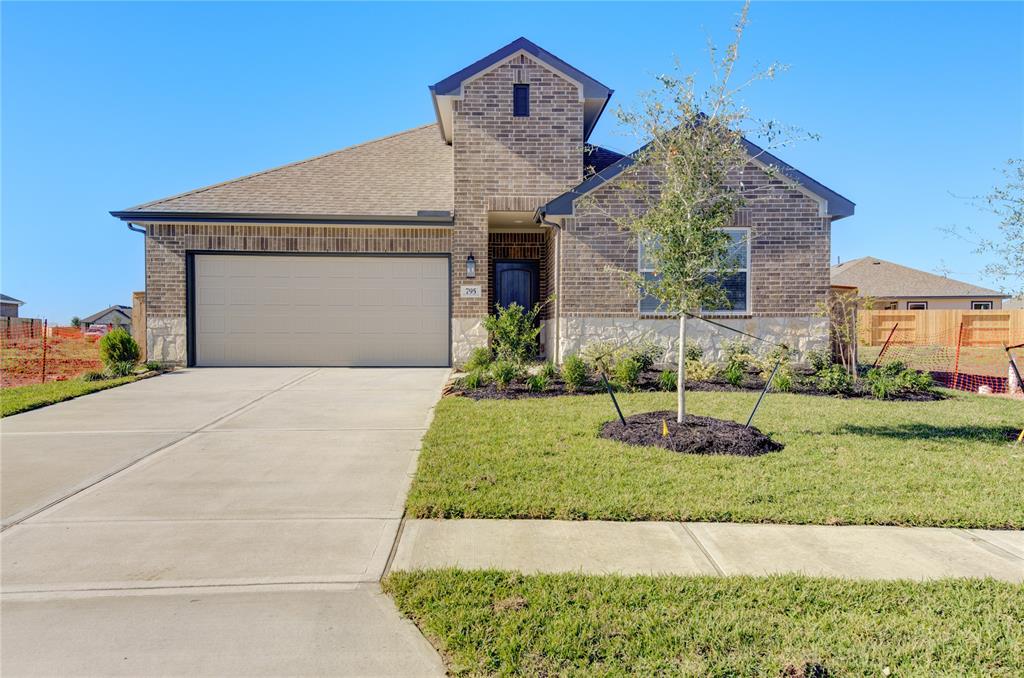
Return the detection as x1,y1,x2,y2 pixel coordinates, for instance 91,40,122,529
1,367,448,677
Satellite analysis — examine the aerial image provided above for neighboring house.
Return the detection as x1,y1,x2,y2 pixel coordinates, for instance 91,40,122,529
81,305,132,333
1003,296,1024,310
111,37,854,367
831,257,1009,310
1,294,25,318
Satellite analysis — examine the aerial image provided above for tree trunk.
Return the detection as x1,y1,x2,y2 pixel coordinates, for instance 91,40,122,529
677,314,687,423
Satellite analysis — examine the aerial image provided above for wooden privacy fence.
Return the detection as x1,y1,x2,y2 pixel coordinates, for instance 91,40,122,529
859,310,1024,347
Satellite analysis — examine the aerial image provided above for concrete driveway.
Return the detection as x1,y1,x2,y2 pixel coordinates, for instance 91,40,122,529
1,368,448,677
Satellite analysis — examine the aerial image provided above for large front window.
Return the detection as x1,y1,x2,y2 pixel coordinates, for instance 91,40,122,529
638,228,750,314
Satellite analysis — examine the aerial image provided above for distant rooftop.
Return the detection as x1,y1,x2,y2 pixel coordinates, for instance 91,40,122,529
831,257,1008,298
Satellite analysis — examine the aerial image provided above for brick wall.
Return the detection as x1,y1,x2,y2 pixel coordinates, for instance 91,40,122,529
560,163,833,319
452,52,584,319
145,223,452,319
487,231,549,312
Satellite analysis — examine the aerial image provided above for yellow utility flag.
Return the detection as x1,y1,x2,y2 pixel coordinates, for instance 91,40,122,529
662,418,670,437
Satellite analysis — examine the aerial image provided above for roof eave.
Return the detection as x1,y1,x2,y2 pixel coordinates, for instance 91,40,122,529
110,211,455,226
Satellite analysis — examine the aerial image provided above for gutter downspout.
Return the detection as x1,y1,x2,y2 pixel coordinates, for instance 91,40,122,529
535,208,562,363
127,223,145,235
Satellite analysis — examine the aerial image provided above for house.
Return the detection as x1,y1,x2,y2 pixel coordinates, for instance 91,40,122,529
80,305,132,333
1,294,25,318
111,37,854,367
831,257,1009,310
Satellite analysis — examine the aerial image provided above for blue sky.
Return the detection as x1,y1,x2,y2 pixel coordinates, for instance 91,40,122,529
2,1,1021,322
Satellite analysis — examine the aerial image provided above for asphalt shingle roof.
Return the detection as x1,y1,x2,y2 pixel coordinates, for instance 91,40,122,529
830,257,1008,298
0,294,25,305
81,305,132,324
583,145,625,177
120,125,454,218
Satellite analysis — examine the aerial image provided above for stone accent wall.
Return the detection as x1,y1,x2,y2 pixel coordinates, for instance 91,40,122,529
452,52,584,324
557,316,830,364
144,223,452,364
560,162,833,320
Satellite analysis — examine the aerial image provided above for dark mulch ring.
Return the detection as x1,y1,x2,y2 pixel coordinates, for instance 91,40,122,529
447,370,945,401
600,410,784,457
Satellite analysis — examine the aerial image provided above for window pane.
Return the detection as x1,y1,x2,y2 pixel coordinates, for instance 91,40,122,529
513,84,530,117
640,272,667,314
638,236,660,271
704,272,747,312
726,229,747,268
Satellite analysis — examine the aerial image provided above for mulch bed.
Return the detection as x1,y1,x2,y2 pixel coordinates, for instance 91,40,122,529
447,370,945,402
600,410,784,456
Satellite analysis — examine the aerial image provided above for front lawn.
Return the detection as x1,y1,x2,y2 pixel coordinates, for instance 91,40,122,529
407,390,1024,527
0,376,138,417
385,570,1024,676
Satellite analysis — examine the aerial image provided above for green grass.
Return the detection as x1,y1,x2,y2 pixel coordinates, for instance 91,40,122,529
385,570,1024,677
1,376,138,417
407,390,1024,527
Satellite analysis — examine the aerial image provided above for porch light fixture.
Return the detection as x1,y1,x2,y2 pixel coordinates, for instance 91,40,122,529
466,253,476,278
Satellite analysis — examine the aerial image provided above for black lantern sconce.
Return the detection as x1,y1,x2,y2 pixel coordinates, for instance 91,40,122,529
466,253,476,279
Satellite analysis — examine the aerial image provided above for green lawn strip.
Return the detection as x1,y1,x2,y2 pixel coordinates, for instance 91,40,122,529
1,376,138,417
385,570,1024,677
406,390,1024,527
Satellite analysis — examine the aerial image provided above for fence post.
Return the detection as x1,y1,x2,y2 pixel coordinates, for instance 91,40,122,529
40,319,48,384
951,321,964,390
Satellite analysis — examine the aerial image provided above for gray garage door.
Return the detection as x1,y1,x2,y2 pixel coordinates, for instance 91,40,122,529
193,254,448,367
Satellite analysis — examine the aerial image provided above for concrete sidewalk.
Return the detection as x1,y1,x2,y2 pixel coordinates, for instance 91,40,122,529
391,519,1024,582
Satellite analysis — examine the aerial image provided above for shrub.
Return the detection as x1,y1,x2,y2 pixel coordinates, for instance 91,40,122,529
143,361,163,372
465,347,493,372
684,340,704,362
99,328,140,369
459,369,487,390
724,360,745,387
482,302,543,365
80,371,106,382
561,355,589,392
772,367,794,392
865,362,934,399
614,357,643,391
805,348,832,373
816,364,854,395
539,361,558,381
686,359,719,382
658,369,677,392
580,341,624,373
628,341,664,371
526,373,549,392
105,360,137,378
490,360,521,390
723,339,755,383
757,345,794,392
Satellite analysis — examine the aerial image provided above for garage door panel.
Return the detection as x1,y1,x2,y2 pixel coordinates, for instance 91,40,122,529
194,255,448,367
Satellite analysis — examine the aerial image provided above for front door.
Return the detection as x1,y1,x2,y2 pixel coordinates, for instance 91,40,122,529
494,260,539,312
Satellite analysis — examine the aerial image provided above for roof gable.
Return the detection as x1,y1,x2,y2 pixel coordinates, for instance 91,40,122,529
429,37,613,143
113,125,453,223
82,305,132,324
541,134,855,220
831,257,1007,298
0,294,25,305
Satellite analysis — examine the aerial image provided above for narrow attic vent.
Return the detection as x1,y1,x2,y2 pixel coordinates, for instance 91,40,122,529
513,84,530,117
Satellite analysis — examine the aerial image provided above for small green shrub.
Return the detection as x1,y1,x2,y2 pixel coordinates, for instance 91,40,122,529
483,302,543,365
459,369,487,390
539,361,558,381
816,364,853,395
805,348,832,373
658,369,677,392
628,341,663,371
686,359,719,382
757,345,794,392
143,361,162,372
580,341,623,373
724,360,745,387
613,357,642,391
561,355,589,392
684,340,704,362
865,362,934,399
490,360,520,390
80,371,106,382
526,373,549,392
105,360,137,378
465,347,493,372
98,328,140,369
772,368,794,392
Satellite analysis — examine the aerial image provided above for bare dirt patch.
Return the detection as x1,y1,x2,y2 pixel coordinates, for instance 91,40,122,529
599,410,783,456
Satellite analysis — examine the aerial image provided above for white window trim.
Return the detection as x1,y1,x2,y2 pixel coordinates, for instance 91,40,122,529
971,300,993,310
637,227,751,316
906,301,928,310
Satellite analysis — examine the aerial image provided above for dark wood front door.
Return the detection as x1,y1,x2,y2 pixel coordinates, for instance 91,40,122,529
494,260,539,312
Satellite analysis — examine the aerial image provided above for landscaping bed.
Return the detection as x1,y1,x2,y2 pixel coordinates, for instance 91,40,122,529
600,410,782,456
386,570,1024,677
406,390,1024,527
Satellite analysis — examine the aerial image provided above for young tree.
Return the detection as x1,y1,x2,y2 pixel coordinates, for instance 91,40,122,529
70,316,81,328
583,1,812,422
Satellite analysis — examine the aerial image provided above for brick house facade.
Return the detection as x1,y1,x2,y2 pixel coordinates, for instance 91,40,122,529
113,38,853,367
